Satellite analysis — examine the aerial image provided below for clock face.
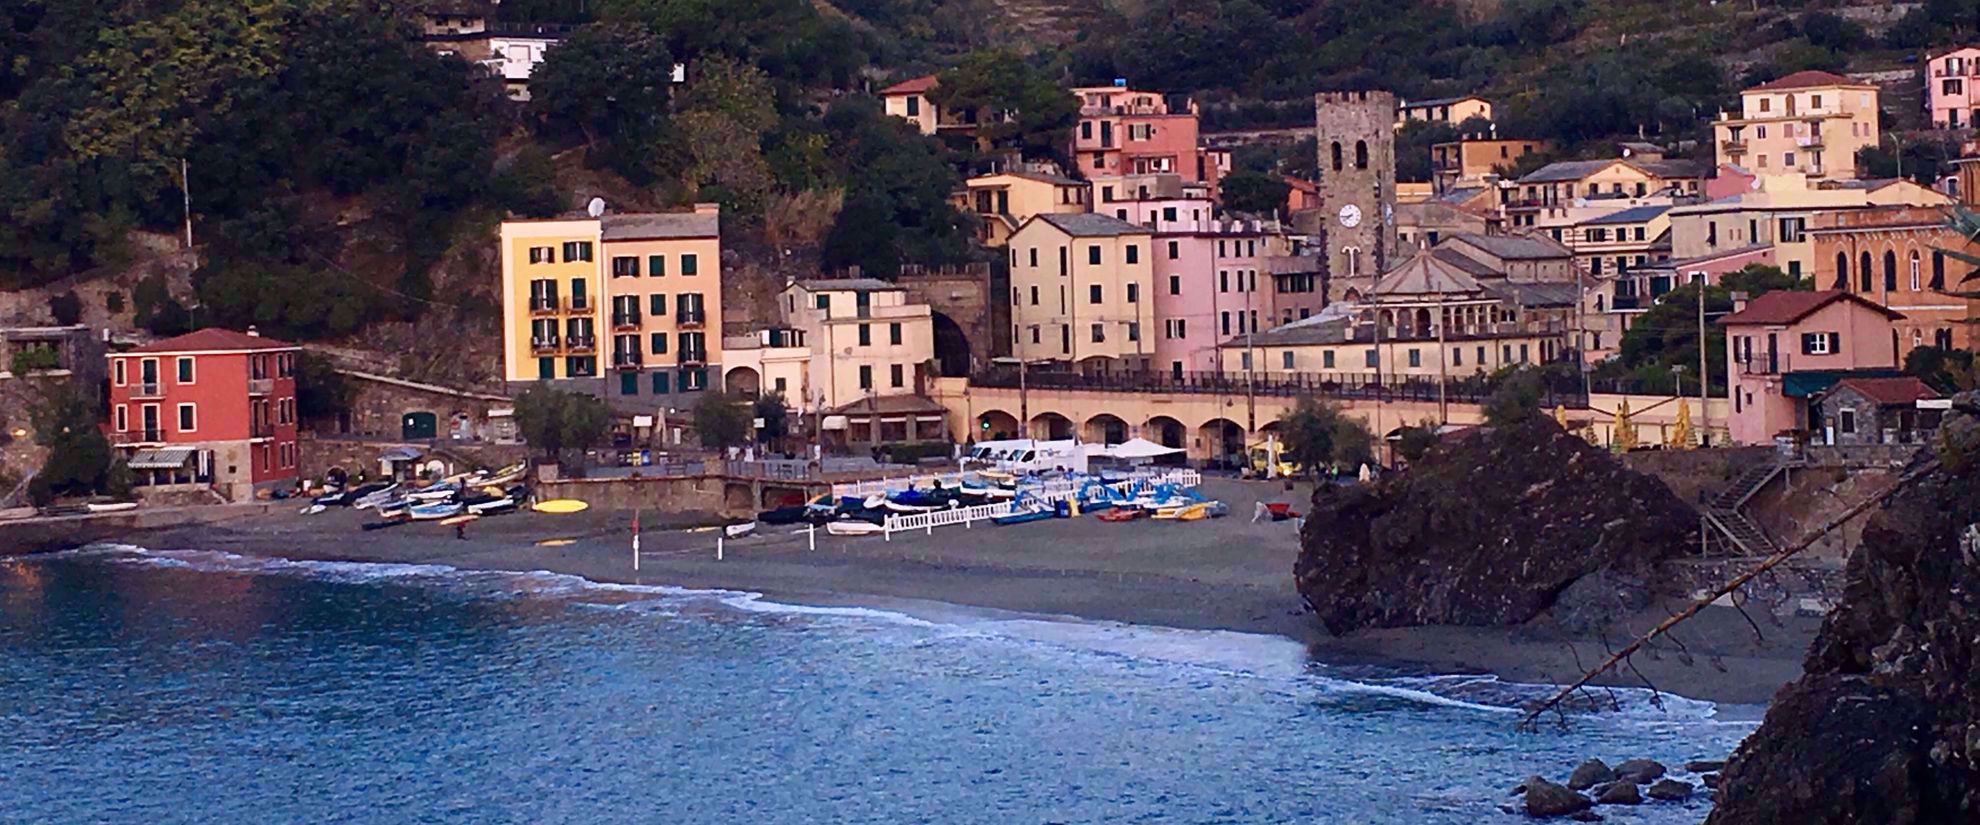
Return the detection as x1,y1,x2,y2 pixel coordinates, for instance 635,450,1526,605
1339,204,1362,228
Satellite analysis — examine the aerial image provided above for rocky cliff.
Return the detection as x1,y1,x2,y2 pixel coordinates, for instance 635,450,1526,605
1708,397,1980,824
1294,416,1699,635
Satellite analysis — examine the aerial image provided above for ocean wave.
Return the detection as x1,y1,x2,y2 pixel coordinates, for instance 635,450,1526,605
43,543,1728,721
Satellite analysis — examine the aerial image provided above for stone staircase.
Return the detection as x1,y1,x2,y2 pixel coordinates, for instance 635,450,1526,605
1702,456,1797,555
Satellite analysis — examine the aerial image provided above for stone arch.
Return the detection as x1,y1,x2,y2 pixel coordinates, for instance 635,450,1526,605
1330,141,1343,172
1354,140,1368,169
1030,411,1074,440
1147,415,1186,448
1084,413,1128,444
931,311,972,377
725,366,761,398
1858,250,1872,293
1414,307,1432,336
976,409,1019,440
1883,248,1898,293
1833,250,1849,290
1342,287,1362,302
1196,417,1246,469
1909,249,1922,291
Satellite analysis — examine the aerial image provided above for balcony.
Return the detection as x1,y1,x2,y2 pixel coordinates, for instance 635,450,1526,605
612,312,642,331
613,352,642,370
1720,138,1746,153
1738,354,1788,376
530,336,561,354
676,311,706,329
679,349,707,366
529,296,560,315
1610,295,1647,311
120,427,164,444
1796,135,1824,149
566,335,596,354
248,378,273,395
131,382,164,399
251,423,275,440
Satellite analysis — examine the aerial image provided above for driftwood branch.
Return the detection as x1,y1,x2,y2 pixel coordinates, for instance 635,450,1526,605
1518,461,1936,729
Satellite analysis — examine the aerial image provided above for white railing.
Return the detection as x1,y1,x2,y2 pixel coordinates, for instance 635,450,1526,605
880,469,1201,539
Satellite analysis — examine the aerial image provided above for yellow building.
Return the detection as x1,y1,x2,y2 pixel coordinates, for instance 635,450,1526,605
1006,213,1156,370
499,206,724,407
956,170,1090,246
1714,70,1881,181
1398,95,1493,127
1666,174,1950,279
1430,137,1550,192
779,279,937,410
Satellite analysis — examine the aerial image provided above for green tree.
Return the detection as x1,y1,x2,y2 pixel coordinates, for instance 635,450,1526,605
676,56,778,215
528,23,682,183
1219,170,1291,215
753,392,789,446
10,347,60,374
48,290,81,325
514,385,611,461
1602,264,1806,393
1330,414,1375,470
1278,396,1341,478
295,351,353,423
27,381,127,505
1904,346,1978,393
1394,119,1458,184
695,391,750,449
929,50,1080,164
818,98,969,276
1393,423,1439,463
1483,366,1543,427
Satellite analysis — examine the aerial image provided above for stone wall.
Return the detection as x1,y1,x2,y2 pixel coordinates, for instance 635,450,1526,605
1313,90,1398,298
1746,463,1896,563
896,262,997,375
320,369,513,442
297,433,530,484
536,475,730,517
1621,446,1777,506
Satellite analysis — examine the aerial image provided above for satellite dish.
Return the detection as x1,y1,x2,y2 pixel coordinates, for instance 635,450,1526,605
586,197,606,218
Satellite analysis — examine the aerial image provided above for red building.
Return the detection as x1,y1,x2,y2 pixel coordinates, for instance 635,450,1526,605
107,328,301,500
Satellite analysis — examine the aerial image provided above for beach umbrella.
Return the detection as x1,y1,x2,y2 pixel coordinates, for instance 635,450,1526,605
1613,400,1638,452
1669,400,1694,449
1357,463,1372,482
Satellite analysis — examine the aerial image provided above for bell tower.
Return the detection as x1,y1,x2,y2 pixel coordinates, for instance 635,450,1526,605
1314,90,1397,302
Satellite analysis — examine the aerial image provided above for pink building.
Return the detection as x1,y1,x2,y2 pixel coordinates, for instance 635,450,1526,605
1071,85,1220,195
1150,225,1274,378
1722,289,1905,445
1926,47,1980,129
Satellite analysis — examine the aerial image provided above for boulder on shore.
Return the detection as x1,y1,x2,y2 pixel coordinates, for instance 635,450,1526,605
1522,775,1593,818
1710,393,1980,824
1646,779,1695,801
1567,759,1615,790
1613,759,1667,785
1594,782,1641,805
1294,417,1697,634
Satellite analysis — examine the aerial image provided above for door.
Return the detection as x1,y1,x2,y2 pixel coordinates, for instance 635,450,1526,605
402,411,438,440
140,358,158,390
1765,333,1778,373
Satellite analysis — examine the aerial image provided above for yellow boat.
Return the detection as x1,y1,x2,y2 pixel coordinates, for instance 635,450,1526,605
533,499,589,514
1175,503,1209,521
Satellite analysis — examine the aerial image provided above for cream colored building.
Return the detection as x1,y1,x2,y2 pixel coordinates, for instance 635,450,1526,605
720,328,811,402
1431,137,1550,193
1714,70,1881,181
1503,153,1706,230
880,75,944,135
957,170,1090,246
1398,95,1493,127
1666,174,1951,280
778,279,936,410
1007,213,1156,370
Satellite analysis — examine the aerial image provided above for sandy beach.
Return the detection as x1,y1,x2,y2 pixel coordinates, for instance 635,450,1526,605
114,477,1815,707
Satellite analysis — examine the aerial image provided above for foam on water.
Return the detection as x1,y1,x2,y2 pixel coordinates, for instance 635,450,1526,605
54,542,1728,723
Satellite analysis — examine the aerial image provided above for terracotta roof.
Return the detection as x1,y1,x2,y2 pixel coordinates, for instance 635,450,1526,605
129,328,296,353
1748,70,1868,91
1826,376,1941,406
880,75,939,95
1718,289,1904,326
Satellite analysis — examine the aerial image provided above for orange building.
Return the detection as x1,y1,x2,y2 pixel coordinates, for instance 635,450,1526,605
1808,205,1977,357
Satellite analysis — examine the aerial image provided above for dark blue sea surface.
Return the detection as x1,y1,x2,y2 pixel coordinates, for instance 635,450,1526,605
1,547,1748,823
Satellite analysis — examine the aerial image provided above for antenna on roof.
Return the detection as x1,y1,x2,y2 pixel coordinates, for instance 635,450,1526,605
586,197,606,218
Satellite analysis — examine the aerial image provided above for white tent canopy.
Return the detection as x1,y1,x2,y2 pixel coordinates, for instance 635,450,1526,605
1082,437,1184,460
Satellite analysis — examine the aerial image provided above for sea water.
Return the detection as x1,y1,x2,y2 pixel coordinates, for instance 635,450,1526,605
0,546,1750,824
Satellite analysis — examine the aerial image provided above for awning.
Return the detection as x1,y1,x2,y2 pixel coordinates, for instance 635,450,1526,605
127,448,196,470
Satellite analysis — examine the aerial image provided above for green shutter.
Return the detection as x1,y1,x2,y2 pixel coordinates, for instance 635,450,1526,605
651,371,670,394
651,333,667,354
649,294,666,316
648,255,665,277
538,357,554,380
682,254,698,275
620,372,638,395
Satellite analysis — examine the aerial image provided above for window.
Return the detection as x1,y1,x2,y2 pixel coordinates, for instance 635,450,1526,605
177,403,196,433
680,368,707,392
1810,94,1823,109
1169,275,1180,295
1784,151,1796,167
858,324,871,346
889,323,902,345
1126,322,1140,342
1091,323,1105,343
815,294,830,310
1802,332,1838,355
648,294,666,317
529,246,555,264
1167,241,1179,260
1087,246,1101,265
1860,251,1874,292
1029,248,1038,267
538,357,554,380
1407,349,1421,367
1330,141,1343,171
1839,408,1856,435
1910,252,1922,291
1162,207,1177,223
1126,245,1140,264
1127,283,1139,304
620,372,639,396
612,256,639,277
1520,344,1529,363
1030,286,1040,305
1323,351,1335,369
651,371,670,394
648,255,666,277
176,357,194,384
859,365,873,389
1452,348,1463,367
114,359,126,386
570,278,588,310
681,254,699,275
906,95,920,116
1221,312,1231,335
1220,271,1229,292
1364,350,1378,368
566,356,597,377
650,333,668,354
1885,251,1898,292
1354,140,1368,169
115,405,127,432
1031,326,1041,344
1778,217,1806,243
890,364,904,388
1934,250,1947,288
561,241,593,262
1090,285,1103,304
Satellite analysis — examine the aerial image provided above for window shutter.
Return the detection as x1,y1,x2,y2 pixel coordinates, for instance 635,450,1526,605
1800,333,1814,354
1828,332,1842,354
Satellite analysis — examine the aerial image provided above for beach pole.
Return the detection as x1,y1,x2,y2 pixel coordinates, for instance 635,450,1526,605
717,535,724,561
807,522,816,551
632,508,641,571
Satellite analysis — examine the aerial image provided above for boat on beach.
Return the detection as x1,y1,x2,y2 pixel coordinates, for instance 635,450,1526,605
406,482,460,503
352,483,402,510
826,518,885,536
409,500,464,521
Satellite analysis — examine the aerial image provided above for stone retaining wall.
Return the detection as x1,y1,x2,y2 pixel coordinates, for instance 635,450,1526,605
1662,556,1848,618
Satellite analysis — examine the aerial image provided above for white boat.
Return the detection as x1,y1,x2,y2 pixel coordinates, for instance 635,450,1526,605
723,521,758,539
409,500,464,521
85,501,139,513
826,519,885,536
299,503,327,516
883,500,940,513
465,496,517,516
862,493,887,510
406,482,460,503
466,464,527,488
352,483,402,510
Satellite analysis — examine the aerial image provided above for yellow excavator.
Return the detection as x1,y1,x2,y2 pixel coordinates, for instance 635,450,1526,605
1246,438,1301,479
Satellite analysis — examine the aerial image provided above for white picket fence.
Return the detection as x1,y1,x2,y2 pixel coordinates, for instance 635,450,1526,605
879,469,1202,540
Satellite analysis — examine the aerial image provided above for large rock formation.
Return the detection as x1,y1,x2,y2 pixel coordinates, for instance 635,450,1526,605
1709,396,1980,824
1295,416,1699,634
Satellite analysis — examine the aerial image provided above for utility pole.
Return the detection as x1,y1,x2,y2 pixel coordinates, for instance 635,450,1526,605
1244,274,1257,436
180,158,194,249
1697,272,1709,444
1434,271,1448,425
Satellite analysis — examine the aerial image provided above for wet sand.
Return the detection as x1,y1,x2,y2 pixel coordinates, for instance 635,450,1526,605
117,478,1815,707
